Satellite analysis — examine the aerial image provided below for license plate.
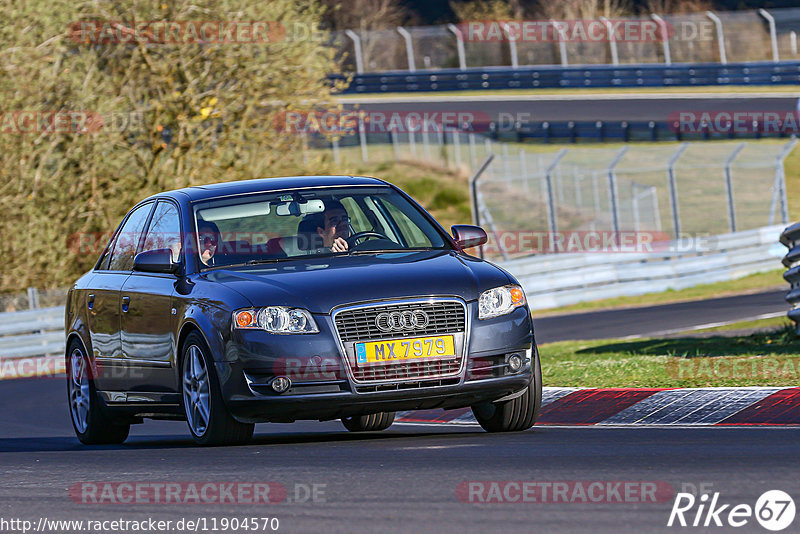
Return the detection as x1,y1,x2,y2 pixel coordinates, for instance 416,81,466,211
355,335,455,366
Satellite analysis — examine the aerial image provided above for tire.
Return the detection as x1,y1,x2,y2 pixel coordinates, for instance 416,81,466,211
341,412,395,432
66,340,130,445
181,332,254,446
472,345,543,433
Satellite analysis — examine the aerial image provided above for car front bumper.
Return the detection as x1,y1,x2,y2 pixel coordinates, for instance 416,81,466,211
216,303,535,423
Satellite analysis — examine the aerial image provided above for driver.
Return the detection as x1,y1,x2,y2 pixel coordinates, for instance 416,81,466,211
316,200,351,253
197,220,221,266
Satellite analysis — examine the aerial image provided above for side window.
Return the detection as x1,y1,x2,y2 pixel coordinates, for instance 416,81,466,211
107,203,153,271
142,201,182,263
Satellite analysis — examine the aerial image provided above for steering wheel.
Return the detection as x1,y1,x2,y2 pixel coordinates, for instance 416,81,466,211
346,231,389,247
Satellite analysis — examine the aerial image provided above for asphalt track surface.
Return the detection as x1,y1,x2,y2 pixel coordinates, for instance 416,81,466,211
2,377,800,534
533,289,789,344
345,93,799,122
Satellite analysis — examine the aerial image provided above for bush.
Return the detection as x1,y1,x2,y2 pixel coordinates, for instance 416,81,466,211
0,0,341,291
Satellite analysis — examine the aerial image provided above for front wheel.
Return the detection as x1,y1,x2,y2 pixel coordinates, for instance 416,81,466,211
341,412,395,432
66,340,130,445
472,346,543,433
181,332,254,446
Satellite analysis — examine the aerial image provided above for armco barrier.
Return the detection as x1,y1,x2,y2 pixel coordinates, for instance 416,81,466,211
331,61,800,94
780,222,800,329
502,225,785,310
0,306,64,363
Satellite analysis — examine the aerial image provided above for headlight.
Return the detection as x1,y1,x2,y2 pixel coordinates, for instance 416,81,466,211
233,307,319,334
478,285,527,320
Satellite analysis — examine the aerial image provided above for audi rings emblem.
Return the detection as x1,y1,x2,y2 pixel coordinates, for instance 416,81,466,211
375,310,429,332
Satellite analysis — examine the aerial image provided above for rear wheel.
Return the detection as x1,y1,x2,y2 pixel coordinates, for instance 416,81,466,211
66,340,130,445
472,346,542,433
342,412,395,432
181,332,254,446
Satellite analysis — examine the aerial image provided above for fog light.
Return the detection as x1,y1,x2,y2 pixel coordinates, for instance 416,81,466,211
507,354,522,372
271,376,292,393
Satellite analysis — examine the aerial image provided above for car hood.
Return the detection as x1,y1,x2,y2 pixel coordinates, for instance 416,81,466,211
202,250,513,314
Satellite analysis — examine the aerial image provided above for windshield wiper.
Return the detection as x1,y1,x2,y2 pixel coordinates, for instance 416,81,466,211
348,247,441,255
245,257,298,265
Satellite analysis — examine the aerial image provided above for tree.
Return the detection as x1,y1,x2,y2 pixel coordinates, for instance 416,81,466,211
0,0,341,290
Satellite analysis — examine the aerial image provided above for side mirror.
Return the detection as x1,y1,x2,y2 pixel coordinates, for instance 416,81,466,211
451,225,488,249
134,249,179,274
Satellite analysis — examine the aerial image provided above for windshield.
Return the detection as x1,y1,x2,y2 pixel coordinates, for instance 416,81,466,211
192,186,450,269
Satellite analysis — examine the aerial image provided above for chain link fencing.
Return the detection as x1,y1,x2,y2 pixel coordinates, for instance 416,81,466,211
313,130,795,262
333,8,800,73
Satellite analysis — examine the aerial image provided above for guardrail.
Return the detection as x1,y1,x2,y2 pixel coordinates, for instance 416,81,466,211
503,225,785,310
331,60,800,93
0,306,65,374
780,222,800,329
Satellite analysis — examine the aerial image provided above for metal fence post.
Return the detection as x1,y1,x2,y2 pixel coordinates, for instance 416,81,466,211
344,30,364,74
551,20,569,66
453,129,462,168
667,143,688,237
723,143,745,232
776,138,798,224
792,31,798,56
651,14,671,64
545,149,569,251
422,129,431,161
706,11,727,64
519,149,528,193
470,155,499,259
469,133,477,168
758,9,779,62
600,17,619,65
502,143,510,184
447,24,467,70
409,129,417,158
390,127,400,161
607,146,629,237
331,137,340,163
397,27,416,72
358,114,368,162
27,288,40,310
502,23,519,69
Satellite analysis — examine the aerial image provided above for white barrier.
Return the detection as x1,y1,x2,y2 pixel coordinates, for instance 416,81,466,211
499,225,785,310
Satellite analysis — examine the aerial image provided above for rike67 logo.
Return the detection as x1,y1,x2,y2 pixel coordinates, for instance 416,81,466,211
668,490,796,531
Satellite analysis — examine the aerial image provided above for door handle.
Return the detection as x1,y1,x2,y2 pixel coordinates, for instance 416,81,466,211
87,294,94,310
121,296,130,313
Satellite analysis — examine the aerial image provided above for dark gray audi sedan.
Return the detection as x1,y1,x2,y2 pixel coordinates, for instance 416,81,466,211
65,176,541,445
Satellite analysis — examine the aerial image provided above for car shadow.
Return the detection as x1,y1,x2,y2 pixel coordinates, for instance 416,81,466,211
0,427,492,453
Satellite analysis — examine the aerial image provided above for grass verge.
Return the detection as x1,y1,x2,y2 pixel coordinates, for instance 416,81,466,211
539,322,800,388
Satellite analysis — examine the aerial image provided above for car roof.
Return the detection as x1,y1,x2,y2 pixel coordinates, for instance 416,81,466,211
151,175,390,203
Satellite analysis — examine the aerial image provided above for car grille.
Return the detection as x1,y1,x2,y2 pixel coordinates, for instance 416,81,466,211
334,301,465,342
352,358,461,382
334,300,467,385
